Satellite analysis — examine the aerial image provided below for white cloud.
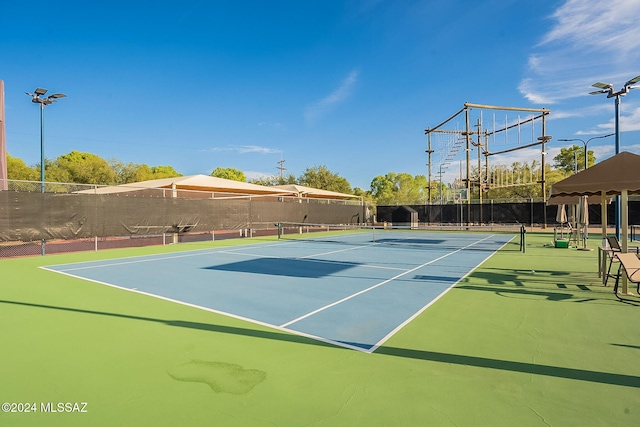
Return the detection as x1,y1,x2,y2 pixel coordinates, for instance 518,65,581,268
305,70,359,124
520,0,640,105
204,145,280,154
541,0,640,54
576,103,640,134
236,145,281,154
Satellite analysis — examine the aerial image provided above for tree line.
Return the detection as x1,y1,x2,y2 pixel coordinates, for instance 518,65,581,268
5,144,590,205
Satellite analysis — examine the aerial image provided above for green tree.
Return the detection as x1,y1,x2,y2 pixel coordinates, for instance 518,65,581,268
6,153,38,180
110,161,155,184
553,145,595,173
211,167,246,182
370,174,397,204
150,165,182,179
351,187,374,202
51,151,116,184
370,172,427,205
298,165,351,193
250,173,297,186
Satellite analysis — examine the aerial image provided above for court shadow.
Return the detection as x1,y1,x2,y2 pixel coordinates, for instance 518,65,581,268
468,269,583,288
374,346,640,389
2,298,639,389
611,343,640,350
0,299,336,348
202,257,361,278
456,285,575,301
375,238,445,245
413,274,459,282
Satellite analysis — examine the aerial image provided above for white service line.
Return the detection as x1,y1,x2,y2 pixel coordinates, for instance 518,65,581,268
218,247,407,271
279,234,495,328
298,243,378,259
45,240,301,272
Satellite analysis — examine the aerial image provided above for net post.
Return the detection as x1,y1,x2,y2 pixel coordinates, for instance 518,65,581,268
275,223,281,239
520,225,526,253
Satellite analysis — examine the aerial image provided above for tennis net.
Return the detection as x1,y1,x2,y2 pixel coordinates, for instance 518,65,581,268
275,222,525,252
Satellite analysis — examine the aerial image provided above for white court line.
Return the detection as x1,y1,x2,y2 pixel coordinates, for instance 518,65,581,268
366,235,514,353
39,265,376,353
279,234,496,328
40,232,511,354
219,242,407,271
43,240,303,272
298,243,377,258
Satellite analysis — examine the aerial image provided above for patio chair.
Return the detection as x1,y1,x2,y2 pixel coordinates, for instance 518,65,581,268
613,252,640,298
604,236,640,286
604,236,622,286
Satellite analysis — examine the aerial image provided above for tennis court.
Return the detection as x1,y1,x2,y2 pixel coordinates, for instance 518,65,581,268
3,231,640,426
42,228,515,351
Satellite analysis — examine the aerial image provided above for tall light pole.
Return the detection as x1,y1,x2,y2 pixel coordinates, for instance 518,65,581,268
26,88,65,256
590,74,640,240
558,133,614,171
26,88,66,192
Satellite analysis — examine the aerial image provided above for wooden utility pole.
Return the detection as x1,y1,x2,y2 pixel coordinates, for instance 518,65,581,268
277,153,286,181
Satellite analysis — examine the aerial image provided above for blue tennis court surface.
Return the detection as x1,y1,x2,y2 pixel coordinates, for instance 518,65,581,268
42,231,514,352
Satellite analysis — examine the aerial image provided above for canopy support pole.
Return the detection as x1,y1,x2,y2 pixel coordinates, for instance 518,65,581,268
621,189,629,294
601,191,607,246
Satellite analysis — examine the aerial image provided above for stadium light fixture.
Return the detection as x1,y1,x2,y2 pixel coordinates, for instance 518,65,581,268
558,133,614,171
590,74,640,239
26,88,66,192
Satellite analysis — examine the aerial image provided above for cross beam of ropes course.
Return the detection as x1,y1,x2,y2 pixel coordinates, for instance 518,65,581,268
424,102,551,225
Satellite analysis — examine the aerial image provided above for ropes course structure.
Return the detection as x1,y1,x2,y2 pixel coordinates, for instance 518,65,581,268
425,102,551,226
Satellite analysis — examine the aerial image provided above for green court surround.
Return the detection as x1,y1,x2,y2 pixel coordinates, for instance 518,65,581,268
1,233,639,426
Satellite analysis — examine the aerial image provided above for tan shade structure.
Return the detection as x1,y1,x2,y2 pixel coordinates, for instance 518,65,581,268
548,151,640,293
270,184,360,200
546,194,609,206
76,175,361,201
78,174,293,197
549,152,640,198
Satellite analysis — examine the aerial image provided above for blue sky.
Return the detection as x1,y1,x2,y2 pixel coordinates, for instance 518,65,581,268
2,0,640,190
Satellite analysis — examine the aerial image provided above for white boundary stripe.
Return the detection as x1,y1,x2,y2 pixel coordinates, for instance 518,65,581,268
46,237,375,273
39,266,374,353
39,232,514,354
218,247,406,271
44,240,302,272
365,235,515,353
279,234,496,329
299,243,378,258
